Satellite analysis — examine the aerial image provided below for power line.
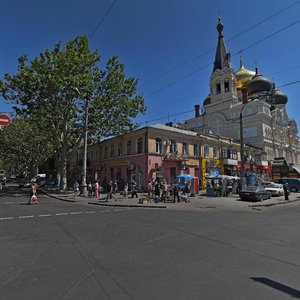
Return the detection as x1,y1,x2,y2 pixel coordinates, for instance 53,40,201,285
278,80,300,88
141,0,300,88
89,0,118,39
145,18,300,99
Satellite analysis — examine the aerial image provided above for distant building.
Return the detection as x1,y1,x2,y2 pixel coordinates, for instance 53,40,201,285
68,124,266,190
184,18,300,170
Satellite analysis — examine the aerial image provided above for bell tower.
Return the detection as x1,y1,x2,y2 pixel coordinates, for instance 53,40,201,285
208,18,238,108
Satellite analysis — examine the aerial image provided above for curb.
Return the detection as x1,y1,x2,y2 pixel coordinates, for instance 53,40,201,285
88,201,167,208
38,189,79,203
249,198,300,208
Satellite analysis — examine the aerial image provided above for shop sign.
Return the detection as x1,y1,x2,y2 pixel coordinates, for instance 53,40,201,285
182,160,199,167
111,160,129,167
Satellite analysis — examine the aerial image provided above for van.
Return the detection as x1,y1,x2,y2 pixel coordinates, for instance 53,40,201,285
274,178,300,192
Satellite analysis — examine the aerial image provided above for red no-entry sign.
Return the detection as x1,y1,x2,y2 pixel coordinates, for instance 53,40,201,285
0,114,11,126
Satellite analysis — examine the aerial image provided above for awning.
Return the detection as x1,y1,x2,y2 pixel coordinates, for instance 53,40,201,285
293,165,300,174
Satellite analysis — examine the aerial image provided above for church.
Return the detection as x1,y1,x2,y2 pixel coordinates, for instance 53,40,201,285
184,18,300,175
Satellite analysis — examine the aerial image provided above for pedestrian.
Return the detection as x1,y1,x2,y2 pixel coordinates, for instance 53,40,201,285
73,181,80,197
27,181,38,204
113,180,118,196
283,183,289,200
87,182,93,196
131,180,138,198
106,181,116,201
161,180,168,202
172,180,181,203
94,181,99,198
123,182,129,198
147,180,152,197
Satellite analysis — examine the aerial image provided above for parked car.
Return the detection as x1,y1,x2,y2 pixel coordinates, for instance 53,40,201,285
261,182,284,197
274,178,300,192
18,179,31,188
239,185,271,202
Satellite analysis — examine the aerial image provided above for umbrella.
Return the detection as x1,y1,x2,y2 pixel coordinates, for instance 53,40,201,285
177,174,194,180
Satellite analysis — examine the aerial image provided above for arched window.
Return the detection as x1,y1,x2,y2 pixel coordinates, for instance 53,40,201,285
216,81,221,94
224,79,230,92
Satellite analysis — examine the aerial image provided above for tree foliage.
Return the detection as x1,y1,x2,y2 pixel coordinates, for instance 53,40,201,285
0,118,56,177
0,35,145,188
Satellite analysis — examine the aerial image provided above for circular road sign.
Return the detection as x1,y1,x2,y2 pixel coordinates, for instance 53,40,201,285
0,114,11,126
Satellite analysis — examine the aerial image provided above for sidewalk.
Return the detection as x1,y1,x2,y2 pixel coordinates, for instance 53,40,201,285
39,188,300,210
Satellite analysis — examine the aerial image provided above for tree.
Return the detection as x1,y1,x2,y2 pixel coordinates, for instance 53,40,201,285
0,35,145,189
0,118,56,177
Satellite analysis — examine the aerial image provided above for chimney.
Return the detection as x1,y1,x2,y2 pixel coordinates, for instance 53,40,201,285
194,105,200,117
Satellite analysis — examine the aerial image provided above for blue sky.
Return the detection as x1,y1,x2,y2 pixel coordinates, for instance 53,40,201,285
0,0,299,128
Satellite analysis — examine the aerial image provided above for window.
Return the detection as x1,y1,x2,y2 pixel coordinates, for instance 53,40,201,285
156,138,162,154
118,143,122,156
170,140,176,153
213,146,219,158
204,145,210,157
193,144,199,157
137,137,143,154
221,148,228,159
216,81,221,94
104,146,108,159
182,143,188,155
229,149,237,160
110,144,115,157
224,79,230,92
127,140,132,155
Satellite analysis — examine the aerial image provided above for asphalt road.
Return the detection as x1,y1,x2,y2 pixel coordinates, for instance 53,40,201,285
0,188,299,300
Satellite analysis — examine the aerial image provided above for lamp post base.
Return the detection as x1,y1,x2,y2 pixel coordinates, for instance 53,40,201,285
80,184,88,197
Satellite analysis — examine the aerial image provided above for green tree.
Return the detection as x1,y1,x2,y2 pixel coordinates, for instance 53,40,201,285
0,35,145,189
0,118,56,178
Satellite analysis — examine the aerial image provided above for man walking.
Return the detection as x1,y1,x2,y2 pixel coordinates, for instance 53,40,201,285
172,180,181,203
283,183,289,200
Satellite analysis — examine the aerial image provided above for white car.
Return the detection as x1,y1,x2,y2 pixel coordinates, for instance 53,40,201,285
262,182,284,197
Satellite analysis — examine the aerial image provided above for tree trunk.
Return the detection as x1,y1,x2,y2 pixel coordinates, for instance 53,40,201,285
60,134,68,190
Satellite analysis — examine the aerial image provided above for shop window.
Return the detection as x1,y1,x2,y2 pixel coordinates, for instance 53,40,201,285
137,137,143,154
127,140,132,155
156,138,162,154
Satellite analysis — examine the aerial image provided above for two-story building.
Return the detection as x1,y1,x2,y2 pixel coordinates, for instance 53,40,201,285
68,123,267,191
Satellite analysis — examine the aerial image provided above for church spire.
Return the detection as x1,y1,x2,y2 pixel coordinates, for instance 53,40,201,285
213,17,231,72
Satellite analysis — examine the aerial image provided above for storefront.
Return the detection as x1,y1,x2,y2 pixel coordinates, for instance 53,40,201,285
201,158,224,189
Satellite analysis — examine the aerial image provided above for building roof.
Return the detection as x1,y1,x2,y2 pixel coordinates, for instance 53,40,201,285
149,124,198,136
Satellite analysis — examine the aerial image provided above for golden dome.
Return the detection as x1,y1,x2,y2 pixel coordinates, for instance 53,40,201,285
235,58,256,90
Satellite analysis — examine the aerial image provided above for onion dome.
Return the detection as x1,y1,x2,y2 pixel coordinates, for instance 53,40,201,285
203,95,211,106
273,89,288,105
235,58,256,90
246,68,273,95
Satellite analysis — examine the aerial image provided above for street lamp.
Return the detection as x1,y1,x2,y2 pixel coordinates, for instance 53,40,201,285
74,87,88,196
239,99,259,189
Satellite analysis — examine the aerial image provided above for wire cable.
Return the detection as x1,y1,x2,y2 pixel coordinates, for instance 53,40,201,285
89,0,118,39
141,0,300,88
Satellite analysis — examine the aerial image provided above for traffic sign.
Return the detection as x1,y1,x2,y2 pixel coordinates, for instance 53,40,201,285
0,114,11,126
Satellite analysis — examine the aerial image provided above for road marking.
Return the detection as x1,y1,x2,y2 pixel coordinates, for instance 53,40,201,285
38,214,51,217
70,212,82,215
19,215,34,219
0,217,14,220
84,211,96,214
113,209,123,211
55,213,68,216
4,202,15,204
